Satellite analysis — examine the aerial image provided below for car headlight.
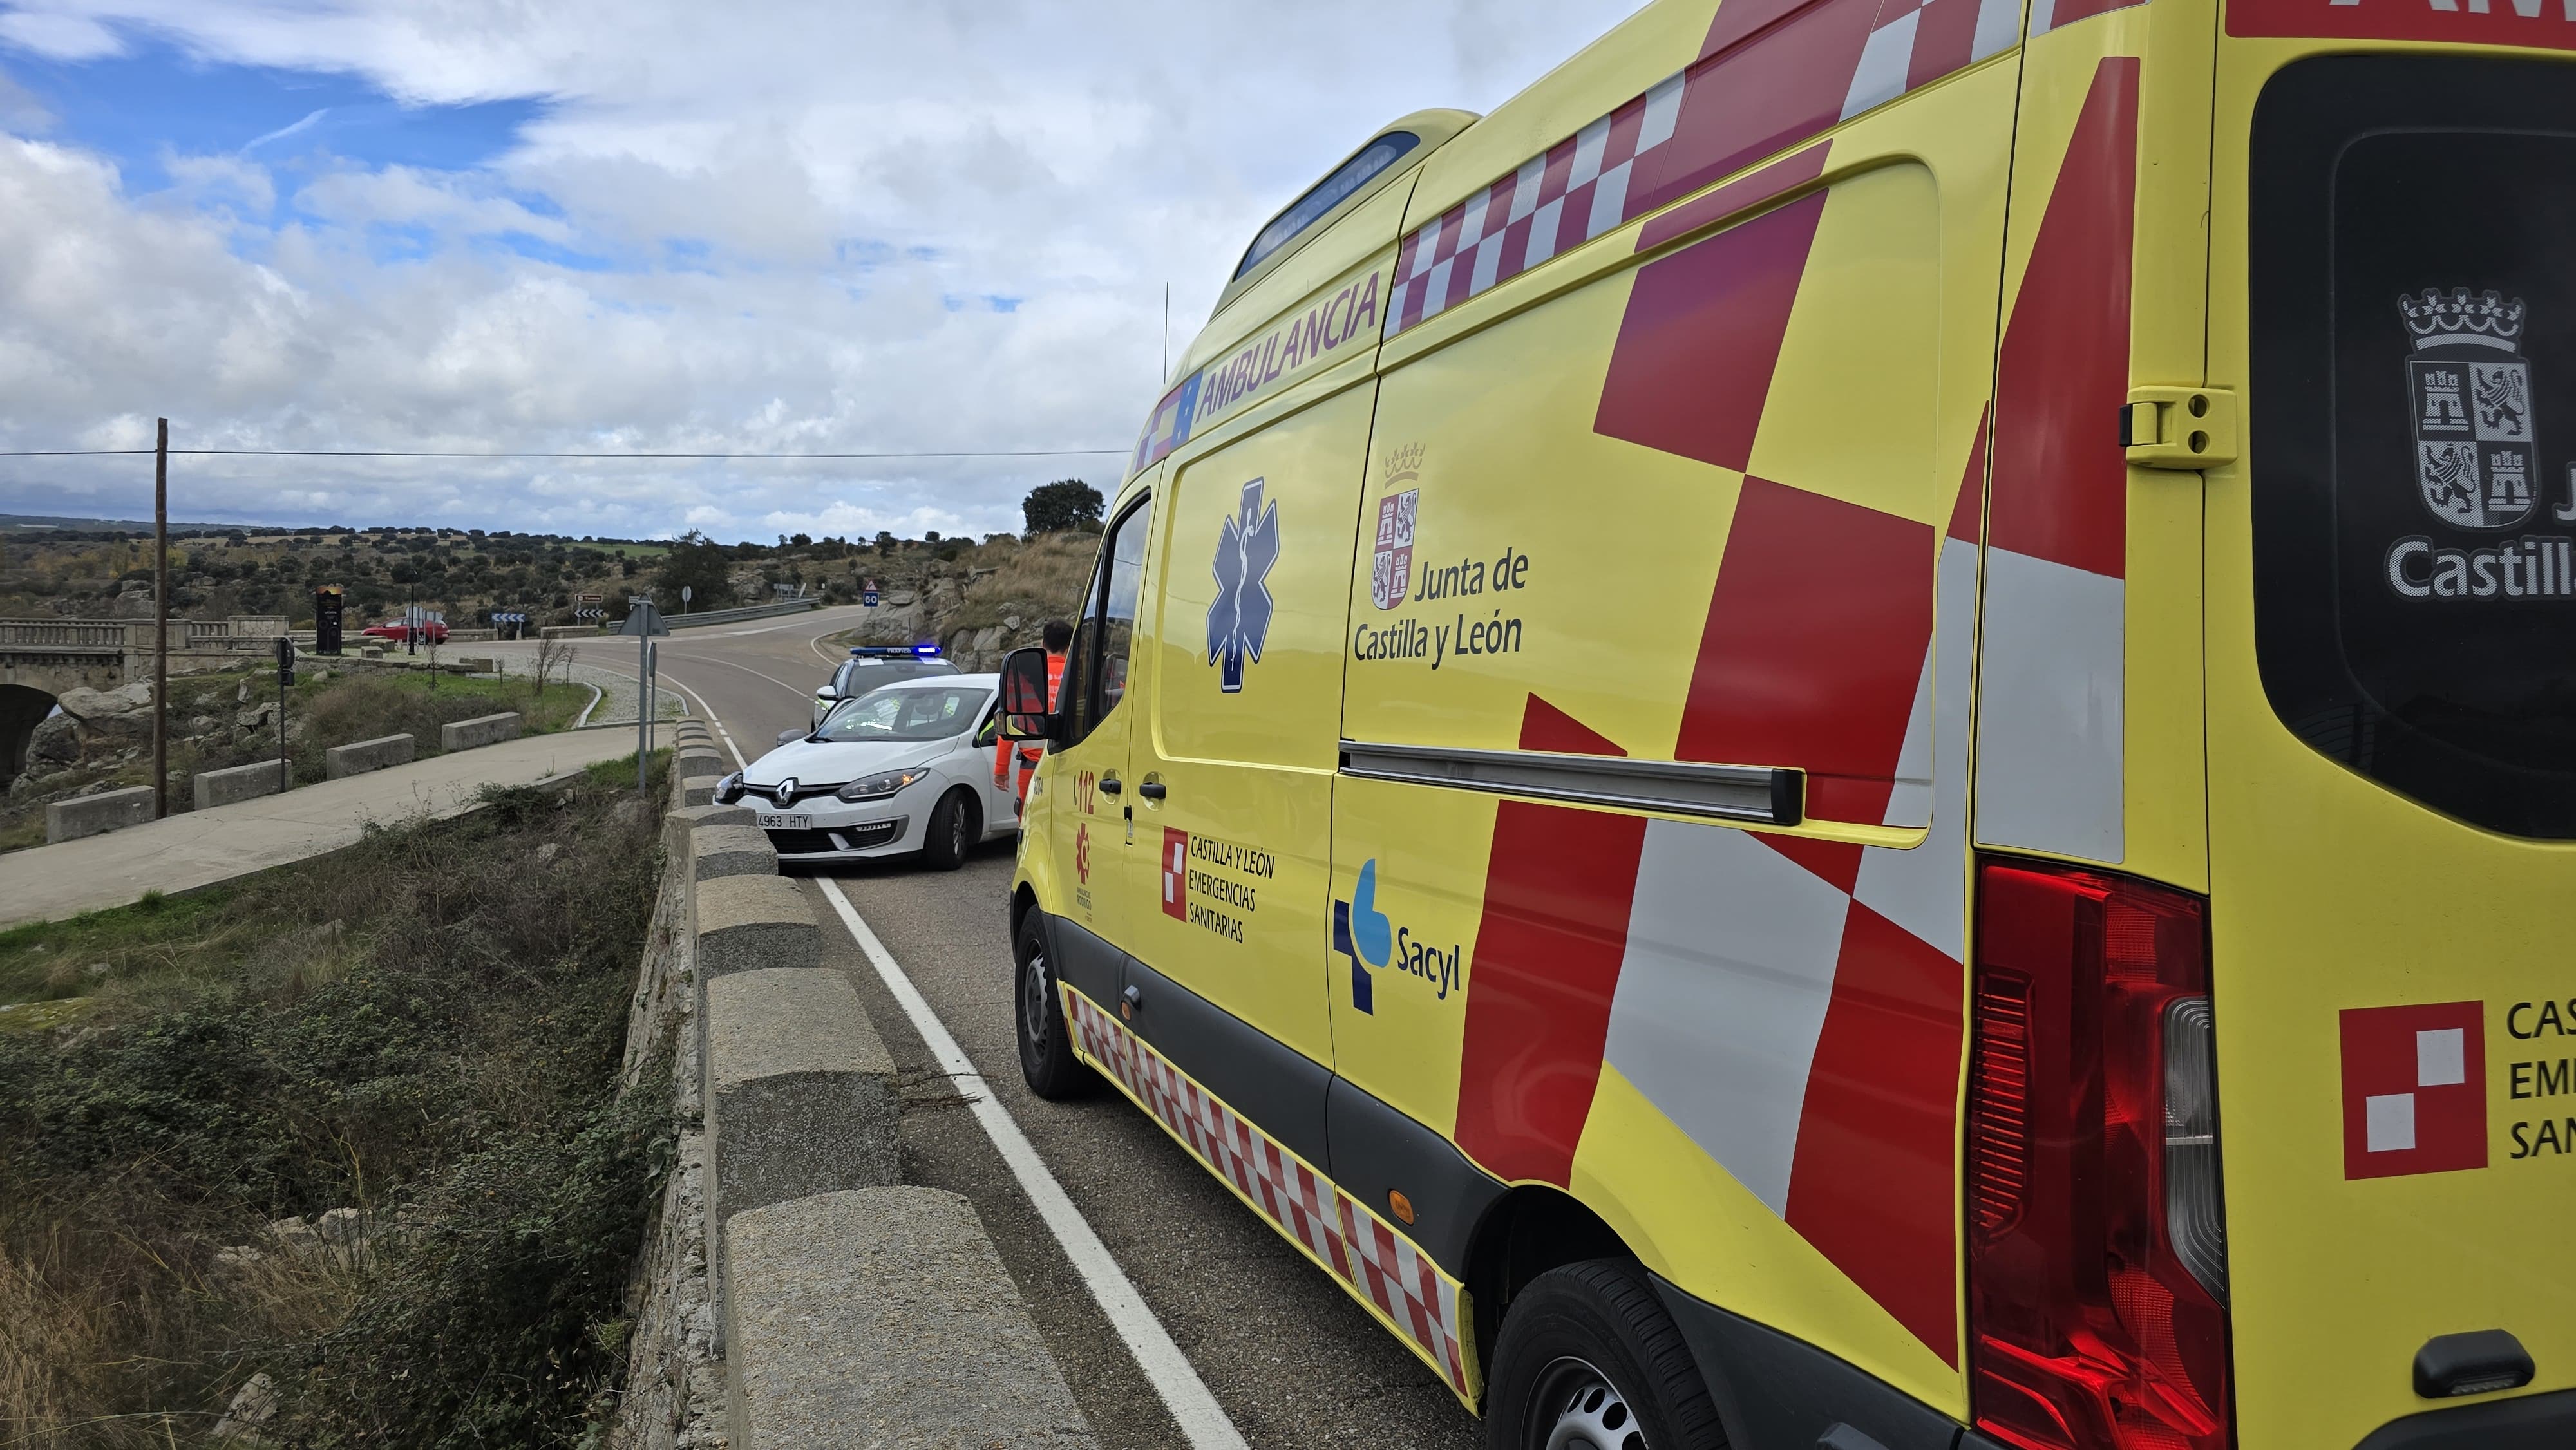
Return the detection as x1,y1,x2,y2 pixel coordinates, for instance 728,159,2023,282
714,772,745,805
836,768,929,803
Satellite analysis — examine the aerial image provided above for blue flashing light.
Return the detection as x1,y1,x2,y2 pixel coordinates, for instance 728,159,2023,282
913,643,942,657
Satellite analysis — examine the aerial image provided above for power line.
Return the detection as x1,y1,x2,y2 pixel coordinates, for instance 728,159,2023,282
0,446,1126,459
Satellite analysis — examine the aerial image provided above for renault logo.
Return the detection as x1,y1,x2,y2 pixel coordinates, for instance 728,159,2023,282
775,777,800,807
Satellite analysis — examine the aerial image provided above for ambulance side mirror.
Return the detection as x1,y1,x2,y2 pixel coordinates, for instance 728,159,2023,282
999,647,1055,741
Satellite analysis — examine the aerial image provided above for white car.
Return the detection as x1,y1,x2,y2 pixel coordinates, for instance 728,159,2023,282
719,673,1019,869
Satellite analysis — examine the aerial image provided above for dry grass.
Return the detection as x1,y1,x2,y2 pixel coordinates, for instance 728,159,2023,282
0,765,671,1447
948,530,1096,632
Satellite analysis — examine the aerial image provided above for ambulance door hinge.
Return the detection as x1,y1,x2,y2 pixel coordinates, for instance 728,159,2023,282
2121,386,2237,471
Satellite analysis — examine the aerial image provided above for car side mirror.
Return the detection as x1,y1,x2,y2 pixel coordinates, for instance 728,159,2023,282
775,728,804,746
999,647,1054,740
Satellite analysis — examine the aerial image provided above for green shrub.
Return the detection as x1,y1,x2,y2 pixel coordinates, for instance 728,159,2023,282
0,770,668,1447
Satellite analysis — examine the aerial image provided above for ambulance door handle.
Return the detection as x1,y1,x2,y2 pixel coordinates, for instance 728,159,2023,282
1138,779,1167,800
1098,773,1122,796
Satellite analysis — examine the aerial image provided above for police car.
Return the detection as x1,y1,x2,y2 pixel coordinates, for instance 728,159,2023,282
723,673,1016,870
811,644,958,728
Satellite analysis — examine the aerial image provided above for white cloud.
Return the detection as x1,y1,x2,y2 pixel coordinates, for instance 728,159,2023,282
0,0,1650,539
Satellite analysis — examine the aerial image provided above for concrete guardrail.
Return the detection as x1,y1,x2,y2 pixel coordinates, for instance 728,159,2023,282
681,773,724,809
606,719,1094,1447
726,1189,1097,1449
691,824,774,881
692,874,819,979
440,712,522,751
44,786,154,844
193,759,290,811
325,733,415,780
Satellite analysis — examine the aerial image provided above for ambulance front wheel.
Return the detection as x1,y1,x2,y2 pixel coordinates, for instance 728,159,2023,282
1015,910,1094,1100
1486,1259,1726,1450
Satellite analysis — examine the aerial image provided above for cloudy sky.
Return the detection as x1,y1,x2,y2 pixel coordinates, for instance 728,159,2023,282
0,0,1645,542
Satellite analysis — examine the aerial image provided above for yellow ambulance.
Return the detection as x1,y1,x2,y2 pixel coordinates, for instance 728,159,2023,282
1000,0,2576,1442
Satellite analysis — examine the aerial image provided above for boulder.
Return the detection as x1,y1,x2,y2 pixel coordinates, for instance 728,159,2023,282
213,1373,278,1442
26,713,79,767
265,1216,324,1257
55,684,151,722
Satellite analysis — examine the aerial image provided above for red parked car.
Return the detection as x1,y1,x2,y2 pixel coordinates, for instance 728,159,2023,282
361,620,448,644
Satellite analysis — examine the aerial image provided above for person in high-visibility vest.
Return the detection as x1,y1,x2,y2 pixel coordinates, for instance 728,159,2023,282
995,619,1072,809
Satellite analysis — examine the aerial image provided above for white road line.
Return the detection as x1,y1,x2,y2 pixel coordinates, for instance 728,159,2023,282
815,876,1251,1450
606,664,747,769
571,681,605,728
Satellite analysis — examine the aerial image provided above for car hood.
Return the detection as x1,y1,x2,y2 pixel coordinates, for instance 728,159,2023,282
744,735,954,787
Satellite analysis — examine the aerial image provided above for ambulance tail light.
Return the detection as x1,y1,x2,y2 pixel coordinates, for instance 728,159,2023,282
1966,859,2232,1450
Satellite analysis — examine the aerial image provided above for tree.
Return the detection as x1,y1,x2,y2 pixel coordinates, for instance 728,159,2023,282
1023,478,1104,534
654,531,737,613
875,531,896,556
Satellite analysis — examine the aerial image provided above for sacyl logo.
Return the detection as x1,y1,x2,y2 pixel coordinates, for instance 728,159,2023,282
1331,859,1459,1014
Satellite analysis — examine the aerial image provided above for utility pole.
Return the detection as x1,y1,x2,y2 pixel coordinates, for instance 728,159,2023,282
152,419,169,819
406,585,417,657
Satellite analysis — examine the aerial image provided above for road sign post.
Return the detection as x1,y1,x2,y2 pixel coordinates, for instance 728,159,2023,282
274,636,296,793
862,577,880,608
620,603,671,793
681,585,692,616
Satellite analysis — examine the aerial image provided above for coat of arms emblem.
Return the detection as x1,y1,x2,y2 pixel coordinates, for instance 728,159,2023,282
1371,442,1424,611
1370,489,1417,610
2401,288,2537,531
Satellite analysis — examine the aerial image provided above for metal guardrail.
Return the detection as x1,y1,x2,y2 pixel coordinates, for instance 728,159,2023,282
645,599,822,631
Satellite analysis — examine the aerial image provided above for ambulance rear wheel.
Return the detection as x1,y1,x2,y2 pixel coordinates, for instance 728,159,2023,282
1487,1259,1725,1450
1015,910,1093,1099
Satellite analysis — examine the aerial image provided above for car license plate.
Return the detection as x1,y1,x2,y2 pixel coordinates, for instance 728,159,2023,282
757,813,811,831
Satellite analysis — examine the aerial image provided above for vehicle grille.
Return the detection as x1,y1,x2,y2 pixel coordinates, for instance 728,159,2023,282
766,819,905,854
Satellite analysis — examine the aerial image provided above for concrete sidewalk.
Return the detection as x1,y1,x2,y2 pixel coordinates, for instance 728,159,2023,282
0,728,649,928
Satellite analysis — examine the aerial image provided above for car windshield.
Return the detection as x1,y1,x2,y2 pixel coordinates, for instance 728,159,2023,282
813,684,989,742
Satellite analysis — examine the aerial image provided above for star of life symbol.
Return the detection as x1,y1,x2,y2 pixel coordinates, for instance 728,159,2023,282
2401,287,2538,531
1207,478,1279,693
1371,489,1418,610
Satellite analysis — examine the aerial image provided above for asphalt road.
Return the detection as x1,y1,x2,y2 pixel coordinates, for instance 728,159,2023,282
497,610,1484,1449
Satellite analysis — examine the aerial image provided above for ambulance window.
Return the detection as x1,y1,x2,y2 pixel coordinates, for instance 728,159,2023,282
1234,131,1419,281
1096,502,1148,719
1061,499,1150,745
2249,56,2576,837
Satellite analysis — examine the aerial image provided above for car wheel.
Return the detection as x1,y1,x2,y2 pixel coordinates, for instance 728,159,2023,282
1486,1260,1727,1450
923,787,977,870
1014,909,1094,1098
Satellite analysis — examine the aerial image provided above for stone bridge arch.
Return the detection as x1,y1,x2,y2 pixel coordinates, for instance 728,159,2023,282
0,621,137,786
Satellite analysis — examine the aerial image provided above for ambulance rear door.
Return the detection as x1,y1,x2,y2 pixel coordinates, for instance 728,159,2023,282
2205,10,2576,1446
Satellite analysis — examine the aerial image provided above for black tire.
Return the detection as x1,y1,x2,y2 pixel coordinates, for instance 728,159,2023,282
1486,1260,1727,1450
923,787,977,870
1014,909,1094,1098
